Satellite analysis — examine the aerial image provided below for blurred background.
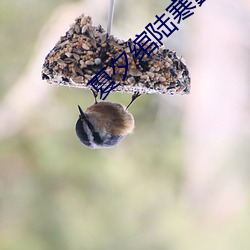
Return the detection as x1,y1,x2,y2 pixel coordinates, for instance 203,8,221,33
1,0,250,249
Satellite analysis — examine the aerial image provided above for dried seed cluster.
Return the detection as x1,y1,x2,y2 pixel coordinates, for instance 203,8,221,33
42,14,190,95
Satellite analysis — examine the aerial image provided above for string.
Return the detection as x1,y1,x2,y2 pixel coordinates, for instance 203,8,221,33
107,0,115,34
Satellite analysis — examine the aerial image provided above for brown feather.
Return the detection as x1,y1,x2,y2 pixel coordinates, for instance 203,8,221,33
85,102,134,135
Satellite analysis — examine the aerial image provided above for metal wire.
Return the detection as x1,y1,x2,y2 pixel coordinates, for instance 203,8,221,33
107,0,115,34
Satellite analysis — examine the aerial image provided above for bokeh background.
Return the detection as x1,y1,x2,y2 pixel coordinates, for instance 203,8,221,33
1,0,250,249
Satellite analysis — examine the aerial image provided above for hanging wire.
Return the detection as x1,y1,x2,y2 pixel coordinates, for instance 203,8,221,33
107,0,115,34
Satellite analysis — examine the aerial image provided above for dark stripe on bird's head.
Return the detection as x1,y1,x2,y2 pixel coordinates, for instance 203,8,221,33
75,118,92,147
84,119,103,145
77,105,103,146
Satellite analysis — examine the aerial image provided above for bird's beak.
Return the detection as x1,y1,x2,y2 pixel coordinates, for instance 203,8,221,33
77,105,86,119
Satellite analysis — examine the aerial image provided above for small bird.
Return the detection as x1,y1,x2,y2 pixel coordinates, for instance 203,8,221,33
75,91,140,149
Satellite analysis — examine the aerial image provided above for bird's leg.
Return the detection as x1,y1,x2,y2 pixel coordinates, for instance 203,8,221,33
90,89,98,104
126,91,141,110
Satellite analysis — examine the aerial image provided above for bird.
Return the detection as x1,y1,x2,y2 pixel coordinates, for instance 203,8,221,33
75,91,140,149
